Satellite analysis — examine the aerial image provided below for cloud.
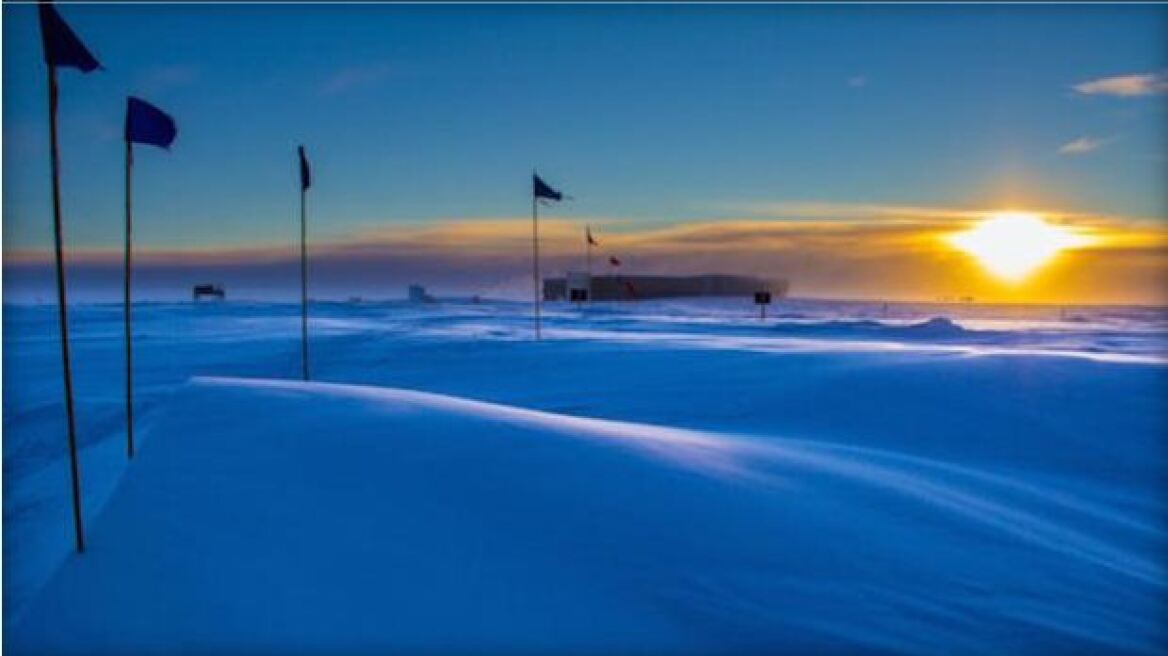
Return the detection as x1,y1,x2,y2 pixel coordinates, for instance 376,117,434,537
7,202,1164,304
1058,136,1111,156
710,200,986,223
846,76,867,88
1072,73,1168,97
320,63,394,96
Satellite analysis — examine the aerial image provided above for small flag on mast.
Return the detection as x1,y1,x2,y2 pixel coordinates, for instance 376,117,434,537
610,256,622,266
39,3,100,72
530,171,564,341
297,145,311,380
123,96,176,460
299,145,311,191
533,173,562,202
587,226,598,246
125,97,177,149
38,0,100,553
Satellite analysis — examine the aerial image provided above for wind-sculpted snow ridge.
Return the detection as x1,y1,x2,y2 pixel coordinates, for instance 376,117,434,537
528,325,1167,364
11,377,1165,654
762,316,982,343
390,301,1167,363
768,316,1168,362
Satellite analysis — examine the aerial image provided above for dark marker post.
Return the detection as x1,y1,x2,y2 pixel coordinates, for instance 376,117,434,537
609,255,622,299
298,145,311,380
38,1,101,553
754,290,772,320
123,97,177,459
532,174,540,340
586,225,598,301
48,63,85,554
123,133,131,456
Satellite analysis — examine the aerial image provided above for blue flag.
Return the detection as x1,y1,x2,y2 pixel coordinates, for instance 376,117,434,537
298,146,311,191
125,97,177,149
533,173,562,201
38,3,100,72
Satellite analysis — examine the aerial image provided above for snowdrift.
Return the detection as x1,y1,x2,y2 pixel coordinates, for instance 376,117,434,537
777,316,976,339
10,377,1165,654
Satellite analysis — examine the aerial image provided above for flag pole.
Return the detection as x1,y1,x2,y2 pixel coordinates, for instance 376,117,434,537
124,137,135,458
532,173,541,340
300,181,309,380
586,225,592,301
47,65,85,553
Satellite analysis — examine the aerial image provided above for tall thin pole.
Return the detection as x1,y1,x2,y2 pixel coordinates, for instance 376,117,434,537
48,66,85,553
300,185,309,380
586,225,592,302
124,139,134,458
532,189,541,340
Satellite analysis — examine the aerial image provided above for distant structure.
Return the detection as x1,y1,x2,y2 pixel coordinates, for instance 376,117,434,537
408,284,436,303
192,284,225,301
566,271,591,302
543,274,788,301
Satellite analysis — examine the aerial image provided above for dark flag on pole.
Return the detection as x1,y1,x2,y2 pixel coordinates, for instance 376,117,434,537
299,145,311,191
126,97,177,149
533,173,562,202
298,145,311,380
39,3,100,72
38,0,99,553
123,97,176,460
610,256,622,267
530,172,564,341
585,225,597,301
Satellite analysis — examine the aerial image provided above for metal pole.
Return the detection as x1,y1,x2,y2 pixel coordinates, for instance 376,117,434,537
124,139,134,458
48,66,85,553
300,185,309,380
586,225,592,302
532,189,541,340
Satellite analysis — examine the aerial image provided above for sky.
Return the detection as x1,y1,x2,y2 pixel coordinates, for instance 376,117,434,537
3,3,1166,303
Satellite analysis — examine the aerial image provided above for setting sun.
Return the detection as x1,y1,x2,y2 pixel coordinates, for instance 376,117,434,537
947,212,1092,282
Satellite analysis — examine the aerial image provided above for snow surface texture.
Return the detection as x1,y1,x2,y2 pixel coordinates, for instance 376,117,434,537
4,299,1167,653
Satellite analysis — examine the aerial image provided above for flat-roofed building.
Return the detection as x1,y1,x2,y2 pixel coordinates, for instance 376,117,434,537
543,274,787,301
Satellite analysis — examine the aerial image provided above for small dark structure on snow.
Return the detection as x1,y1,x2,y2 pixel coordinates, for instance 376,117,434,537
408,284,436,303
193,284,225,301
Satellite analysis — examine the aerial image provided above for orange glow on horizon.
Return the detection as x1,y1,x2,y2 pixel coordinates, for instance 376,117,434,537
945,212,1095,283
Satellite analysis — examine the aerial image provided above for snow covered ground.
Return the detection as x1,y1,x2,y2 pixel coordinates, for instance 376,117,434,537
4,298,1167,653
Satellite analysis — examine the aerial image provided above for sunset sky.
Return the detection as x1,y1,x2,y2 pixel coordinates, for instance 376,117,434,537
3,3,1166,303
